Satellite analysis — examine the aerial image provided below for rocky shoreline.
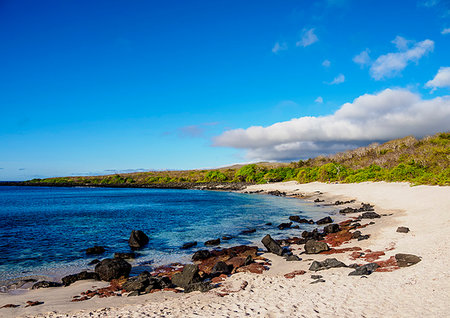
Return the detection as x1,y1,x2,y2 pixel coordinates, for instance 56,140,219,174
1,185,423,314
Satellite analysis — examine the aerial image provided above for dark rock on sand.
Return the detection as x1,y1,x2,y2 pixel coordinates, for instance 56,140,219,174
310,279,326,284
340,203,374,214
395,253,421,267
302,229,325,241
86,246,105,255
361,212,381,219
352,231,362,239
171,264,201,289
304,240,330,254
123,272,153,293
397,227,410,233
128,230,149,249
316,216,333,225
205,238,221,246
268,190,286,197
192,250,211,261
278,222,292,230
323,223,340,234
241,229,256,234
122,271,170,294
261,234,284,256
348,263,379,276
311,275,323,279
32,281,63,289
95,258,132,281
334,200,355,205
62,271,100,286
114,252,136,259
181,241,197,249
211,261,231,276
314,198,324,203
357,234,370,241
184,281,212,293
309,258,347,271
284,254,301,261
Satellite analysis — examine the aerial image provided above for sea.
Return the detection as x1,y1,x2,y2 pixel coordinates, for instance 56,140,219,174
0,186,339,289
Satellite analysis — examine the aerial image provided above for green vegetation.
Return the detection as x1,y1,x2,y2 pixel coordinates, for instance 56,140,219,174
26,132,450,186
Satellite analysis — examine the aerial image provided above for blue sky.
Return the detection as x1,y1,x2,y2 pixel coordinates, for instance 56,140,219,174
1,0,449,180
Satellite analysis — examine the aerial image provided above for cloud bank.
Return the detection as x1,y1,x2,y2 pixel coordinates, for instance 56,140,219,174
214,88,450,160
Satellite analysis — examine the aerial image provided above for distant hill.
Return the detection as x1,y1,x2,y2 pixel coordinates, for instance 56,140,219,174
26,132,449,186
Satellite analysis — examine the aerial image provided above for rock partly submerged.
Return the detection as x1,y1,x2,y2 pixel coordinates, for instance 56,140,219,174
128,230,149,249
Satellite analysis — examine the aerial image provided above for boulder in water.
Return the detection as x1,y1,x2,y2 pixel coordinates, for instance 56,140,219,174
128,230,149,249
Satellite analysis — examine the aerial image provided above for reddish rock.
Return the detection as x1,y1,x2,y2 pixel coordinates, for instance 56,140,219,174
1,304,20,308
211,275,228,284
349,251,364,260
375,256,399,272
152,263,184,278
226,257,246,269
363,251,385,262
163,287,181,293
324,230,353,247
236,263,266,274
25,301,44,307
322,247,362,255
71,296,89,302
284,270,306,279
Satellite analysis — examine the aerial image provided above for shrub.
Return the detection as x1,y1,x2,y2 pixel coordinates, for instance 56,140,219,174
203,171,228,182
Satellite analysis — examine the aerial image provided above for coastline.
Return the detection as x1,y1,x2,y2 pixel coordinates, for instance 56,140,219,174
0,181,249,191
1,181,450,317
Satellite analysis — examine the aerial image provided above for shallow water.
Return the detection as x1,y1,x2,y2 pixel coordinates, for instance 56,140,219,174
0,186,338,284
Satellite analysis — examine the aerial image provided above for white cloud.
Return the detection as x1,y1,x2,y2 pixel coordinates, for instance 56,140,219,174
322,60,331,67
272,42,287,53
391,36,411,51
315,96,324,103
425,67,450,92
329,74,345,85
442,28,450,34
296,28,318,47
214,88,450,160
353,49,371,67
370,38,434,80
419,0,439,7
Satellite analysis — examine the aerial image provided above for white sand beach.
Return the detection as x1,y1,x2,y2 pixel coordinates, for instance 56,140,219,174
2,181,450,318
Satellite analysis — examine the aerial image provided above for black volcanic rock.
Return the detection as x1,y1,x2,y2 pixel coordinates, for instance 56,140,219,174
95,258,132,281
261,234,284,256
62,271,100,286
86,246,105,255
128,230,149,249
316,216,333,225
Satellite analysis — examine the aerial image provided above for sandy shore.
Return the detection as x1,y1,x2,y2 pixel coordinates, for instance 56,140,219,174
2,181,450,317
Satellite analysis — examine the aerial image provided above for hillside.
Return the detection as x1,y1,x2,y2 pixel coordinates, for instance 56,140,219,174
27,132,450,186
